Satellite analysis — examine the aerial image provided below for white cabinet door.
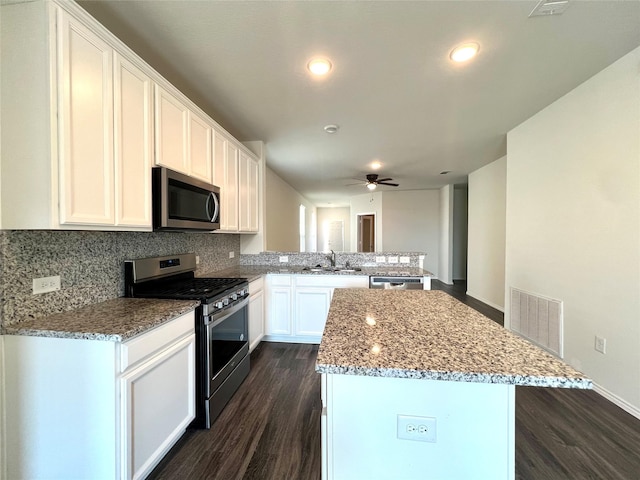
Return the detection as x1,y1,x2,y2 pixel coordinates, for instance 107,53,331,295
58,10,114,225
239,152,259,233
120,334,195,480
188,111,212,183
154,85,188,173
294,287,332,337
225,141,239,231
248,288,265,351
114,53,152,228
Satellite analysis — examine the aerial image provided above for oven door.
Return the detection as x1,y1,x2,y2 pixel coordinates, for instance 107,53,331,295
205,297,249,398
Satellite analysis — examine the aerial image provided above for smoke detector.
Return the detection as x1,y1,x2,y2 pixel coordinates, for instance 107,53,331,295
529,0,570,17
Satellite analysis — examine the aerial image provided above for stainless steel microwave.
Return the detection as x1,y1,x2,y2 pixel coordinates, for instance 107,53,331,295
152,167,220,232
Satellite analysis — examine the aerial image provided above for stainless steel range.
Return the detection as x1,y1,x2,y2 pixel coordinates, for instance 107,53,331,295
125,253,249,429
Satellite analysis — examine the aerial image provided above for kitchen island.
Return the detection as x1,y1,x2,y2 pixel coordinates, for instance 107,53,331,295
316,289,591,480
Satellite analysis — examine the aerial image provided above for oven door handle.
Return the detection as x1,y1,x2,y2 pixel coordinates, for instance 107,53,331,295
206,297,249,327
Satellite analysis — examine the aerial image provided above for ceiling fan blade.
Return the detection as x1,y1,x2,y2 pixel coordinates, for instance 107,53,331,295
376,178,393,183
378,182,399,187
346,182,366,186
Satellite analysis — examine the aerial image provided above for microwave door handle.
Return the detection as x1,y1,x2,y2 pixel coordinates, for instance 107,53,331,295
206,192,219,223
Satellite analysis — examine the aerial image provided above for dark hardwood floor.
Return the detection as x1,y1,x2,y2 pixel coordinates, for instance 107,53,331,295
149,284,640,480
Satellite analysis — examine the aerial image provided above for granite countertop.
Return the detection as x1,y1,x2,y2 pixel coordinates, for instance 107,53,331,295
2,298,200,342
201,265,432,280
316,289,592,389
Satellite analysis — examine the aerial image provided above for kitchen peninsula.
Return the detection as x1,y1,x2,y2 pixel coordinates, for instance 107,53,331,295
316,289,591,480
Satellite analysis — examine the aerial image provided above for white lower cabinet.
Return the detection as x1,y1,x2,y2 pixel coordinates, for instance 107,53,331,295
265,275,368,343
248,277,265,351
4,310,196,480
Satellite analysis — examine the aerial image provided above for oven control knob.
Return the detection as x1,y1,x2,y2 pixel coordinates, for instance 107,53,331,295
231,293,238,301
223,298,229,306
215,301,224,309
239,288,247,297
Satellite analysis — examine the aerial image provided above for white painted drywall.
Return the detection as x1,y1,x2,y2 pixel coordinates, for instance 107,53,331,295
350,191,383,252
439,185,454,284
452,186,468,280
506,46,640,413
317,207,350,253
265,167,316,252
467,157,506,310
381,189,440,275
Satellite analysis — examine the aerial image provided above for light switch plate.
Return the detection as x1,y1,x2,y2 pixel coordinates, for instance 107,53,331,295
375,256,386,263
279,256,289,263
387,256,399,264
400,256,410,264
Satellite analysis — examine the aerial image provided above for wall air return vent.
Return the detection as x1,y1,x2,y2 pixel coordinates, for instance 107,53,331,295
510,287,563,358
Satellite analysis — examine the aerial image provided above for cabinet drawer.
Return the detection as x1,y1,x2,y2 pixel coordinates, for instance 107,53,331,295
120,311,194,372
295,275,369,288
249,276,264,295
269,274,292,286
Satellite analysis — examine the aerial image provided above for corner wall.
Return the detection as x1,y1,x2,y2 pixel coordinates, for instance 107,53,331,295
438,185,453,284
467,156,506,310
506,46,640,414
265,167,316,252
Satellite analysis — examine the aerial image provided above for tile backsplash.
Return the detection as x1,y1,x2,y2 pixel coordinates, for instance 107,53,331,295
0,230,240,326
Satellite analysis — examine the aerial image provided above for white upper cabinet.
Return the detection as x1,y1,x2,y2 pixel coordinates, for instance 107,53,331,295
0,1,152,230
154,85,189,174
58,11,115,225
188,110,213,183
239,151,259,233
213,129,260,234
114,53,153,227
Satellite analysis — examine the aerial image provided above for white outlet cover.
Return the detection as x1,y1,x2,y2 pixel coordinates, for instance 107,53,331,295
400,256,410,264
195,255,200,264
388,256,399,264
229,251,235,259
375,256,386,263
279,256,289,263
397,414,436,443
33,275,61,295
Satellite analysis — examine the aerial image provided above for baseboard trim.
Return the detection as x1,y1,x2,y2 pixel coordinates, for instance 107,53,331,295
465,291,505,312
594,382,640,420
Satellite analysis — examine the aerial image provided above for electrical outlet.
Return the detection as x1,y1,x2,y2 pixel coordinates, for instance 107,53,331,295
595,336,606,354
195,255,200,265
397,415,436,443
375,256,386,263
229,251,235,259
279,256,289,263
33,276,61,295
400,256,410,264
387,256,399,264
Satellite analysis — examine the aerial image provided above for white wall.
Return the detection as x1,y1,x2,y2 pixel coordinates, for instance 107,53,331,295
265,167,316,252
317,207,350,253
467,157,506,310
438,185,454,284
350,192,383,252
506,46,640,414
452,186,468,280
381,190,440,275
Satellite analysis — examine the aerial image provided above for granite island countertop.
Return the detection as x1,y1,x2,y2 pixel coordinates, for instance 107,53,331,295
1,298,200,342
316,289,591,389
201,265,432,281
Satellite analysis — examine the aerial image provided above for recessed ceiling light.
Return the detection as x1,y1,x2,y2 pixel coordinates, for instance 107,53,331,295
324,124,339,134
307,58,332,76
449,43,480,63
370,161,382,170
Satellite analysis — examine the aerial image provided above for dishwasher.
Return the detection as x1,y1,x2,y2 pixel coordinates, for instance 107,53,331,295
369,275,427,290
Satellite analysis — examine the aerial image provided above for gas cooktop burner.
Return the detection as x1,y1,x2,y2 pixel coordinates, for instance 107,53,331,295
134,277,246,301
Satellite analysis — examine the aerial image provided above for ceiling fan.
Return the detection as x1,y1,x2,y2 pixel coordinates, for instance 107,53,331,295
349,174,399,190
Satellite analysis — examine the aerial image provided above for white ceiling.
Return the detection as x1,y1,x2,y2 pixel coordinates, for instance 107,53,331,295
79,0,640,206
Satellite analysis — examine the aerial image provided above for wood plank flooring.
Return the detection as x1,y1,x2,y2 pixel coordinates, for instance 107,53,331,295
149,284,640,480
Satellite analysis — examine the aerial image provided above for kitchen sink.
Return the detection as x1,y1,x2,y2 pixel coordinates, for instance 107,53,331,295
302,266,362,273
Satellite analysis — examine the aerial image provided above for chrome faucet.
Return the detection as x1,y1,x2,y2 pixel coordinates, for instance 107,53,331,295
327,250,336,267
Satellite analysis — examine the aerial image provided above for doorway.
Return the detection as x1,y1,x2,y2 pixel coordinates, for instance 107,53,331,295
357,214,375,252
